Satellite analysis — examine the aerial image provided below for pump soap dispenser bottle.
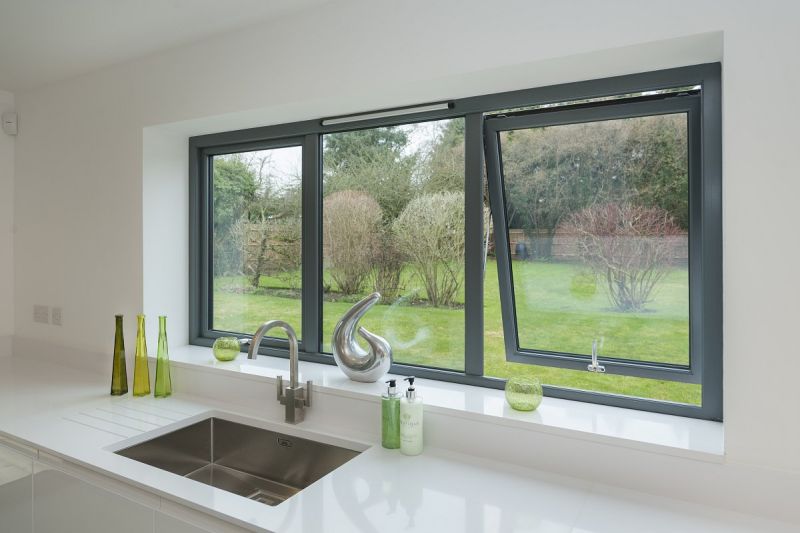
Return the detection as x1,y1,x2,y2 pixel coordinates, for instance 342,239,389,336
400,376,423,456
382,379,401,449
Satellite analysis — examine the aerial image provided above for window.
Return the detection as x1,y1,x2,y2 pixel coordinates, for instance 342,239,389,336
209,145,303,341
485,99,705,405
190,64,721,420
321,120,466,370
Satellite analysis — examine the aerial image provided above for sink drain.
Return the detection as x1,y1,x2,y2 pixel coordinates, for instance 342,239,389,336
247,489,286,506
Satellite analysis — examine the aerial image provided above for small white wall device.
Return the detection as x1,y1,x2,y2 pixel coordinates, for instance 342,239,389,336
2,112,17,135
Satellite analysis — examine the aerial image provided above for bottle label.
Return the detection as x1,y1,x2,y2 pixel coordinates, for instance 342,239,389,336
400,412,421,430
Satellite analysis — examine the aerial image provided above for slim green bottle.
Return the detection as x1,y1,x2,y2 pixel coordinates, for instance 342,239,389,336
381,379,401,449
154,316,172,398
110,315,128,396
132,314,150,396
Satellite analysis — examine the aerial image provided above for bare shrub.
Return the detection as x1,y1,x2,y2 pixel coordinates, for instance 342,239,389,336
393,191,465,307
249,222,270,288
231,216,301,289
323,190,382,295
217,216,247,277
564,203,682,311
372,226,405,302
267,218,302,289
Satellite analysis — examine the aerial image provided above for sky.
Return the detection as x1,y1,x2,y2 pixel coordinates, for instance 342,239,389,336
216,118,457,194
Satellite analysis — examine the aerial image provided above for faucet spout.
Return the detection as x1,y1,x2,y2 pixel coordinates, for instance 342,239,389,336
246,320,311,424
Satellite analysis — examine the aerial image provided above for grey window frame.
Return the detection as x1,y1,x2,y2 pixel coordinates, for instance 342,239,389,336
486,96,701,382
189,63,721,420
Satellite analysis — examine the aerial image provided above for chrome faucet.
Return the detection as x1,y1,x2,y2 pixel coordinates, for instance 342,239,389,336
244,320,312,424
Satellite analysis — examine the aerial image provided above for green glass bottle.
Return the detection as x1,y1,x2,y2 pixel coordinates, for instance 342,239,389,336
132,314,150,396
154,316,172,398
110,315,128,396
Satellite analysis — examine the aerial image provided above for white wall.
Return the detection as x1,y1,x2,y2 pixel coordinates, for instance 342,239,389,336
11,0,800,519
0,89,13,357
142,127,188,347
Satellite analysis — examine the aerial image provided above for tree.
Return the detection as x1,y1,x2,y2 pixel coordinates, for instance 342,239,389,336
212,155,259,229
323,127,416,222
563,203,682,312
234,216,302,289
500,115,688,259
421,119,465,194
214,148,303,286
323,190,383,295
623,115,689,228
211,155,258,275
393,191,465,307
324,127,409,171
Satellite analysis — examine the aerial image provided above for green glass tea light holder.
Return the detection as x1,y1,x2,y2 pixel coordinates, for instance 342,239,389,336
212,336,246,362
505,376,543,411
154,315,172,398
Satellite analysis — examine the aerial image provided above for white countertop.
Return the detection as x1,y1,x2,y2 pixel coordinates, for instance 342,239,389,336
166,345,725,461
0,355,793,533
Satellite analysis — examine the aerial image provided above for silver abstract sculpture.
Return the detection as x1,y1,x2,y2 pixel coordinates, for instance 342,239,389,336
332,292,393,382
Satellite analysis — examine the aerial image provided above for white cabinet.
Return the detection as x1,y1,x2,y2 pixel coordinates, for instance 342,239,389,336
0,442,33,533
156,505,253,533
156,512,212,533
32,462,154,533
0,439,249,533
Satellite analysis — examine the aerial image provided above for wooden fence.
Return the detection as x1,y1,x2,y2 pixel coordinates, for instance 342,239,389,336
507,228,688,264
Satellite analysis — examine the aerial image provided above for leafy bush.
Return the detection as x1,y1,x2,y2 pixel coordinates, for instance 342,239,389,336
564,203,681,311
393,191,465,307
323,190,382,295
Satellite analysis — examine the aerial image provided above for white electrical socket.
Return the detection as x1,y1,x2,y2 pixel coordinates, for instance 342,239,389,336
33,305,49,324
2,112,17,135
51,307,62,326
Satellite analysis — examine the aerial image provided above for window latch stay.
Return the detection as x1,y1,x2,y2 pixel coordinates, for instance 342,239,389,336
587,339,606,373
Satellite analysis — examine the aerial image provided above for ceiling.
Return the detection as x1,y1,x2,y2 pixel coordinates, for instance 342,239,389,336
0,0,331,91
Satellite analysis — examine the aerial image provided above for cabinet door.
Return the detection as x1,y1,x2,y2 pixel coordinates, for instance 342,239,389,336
33,462,154,533
156,507,253,533
156,512,210,533
0,442,33,533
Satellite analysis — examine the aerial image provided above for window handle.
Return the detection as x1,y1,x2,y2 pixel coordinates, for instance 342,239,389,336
588,339,606,373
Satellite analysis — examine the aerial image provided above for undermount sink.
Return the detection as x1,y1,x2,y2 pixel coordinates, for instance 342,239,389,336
115,417,361,506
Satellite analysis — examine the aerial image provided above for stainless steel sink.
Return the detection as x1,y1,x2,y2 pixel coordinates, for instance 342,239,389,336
115,417,361,506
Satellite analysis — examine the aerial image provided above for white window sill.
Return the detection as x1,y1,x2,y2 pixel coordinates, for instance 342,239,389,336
160,345,724,462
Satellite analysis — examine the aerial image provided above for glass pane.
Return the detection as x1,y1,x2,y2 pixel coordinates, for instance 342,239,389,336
211,146,302,340
484,261,700,405
322,119,465,370
499,113,690,366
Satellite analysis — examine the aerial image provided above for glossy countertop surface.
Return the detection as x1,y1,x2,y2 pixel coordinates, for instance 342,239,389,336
166,345,725,461
0,355,793,533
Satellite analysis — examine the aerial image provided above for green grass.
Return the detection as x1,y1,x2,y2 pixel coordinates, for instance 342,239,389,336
213,260,700,405
511,263,689,365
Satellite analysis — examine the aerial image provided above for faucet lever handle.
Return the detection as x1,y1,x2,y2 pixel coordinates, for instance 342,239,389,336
276,375,285,401
304,380,312,407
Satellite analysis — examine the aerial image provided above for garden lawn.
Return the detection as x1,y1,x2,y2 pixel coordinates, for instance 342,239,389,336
213,260,700,405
